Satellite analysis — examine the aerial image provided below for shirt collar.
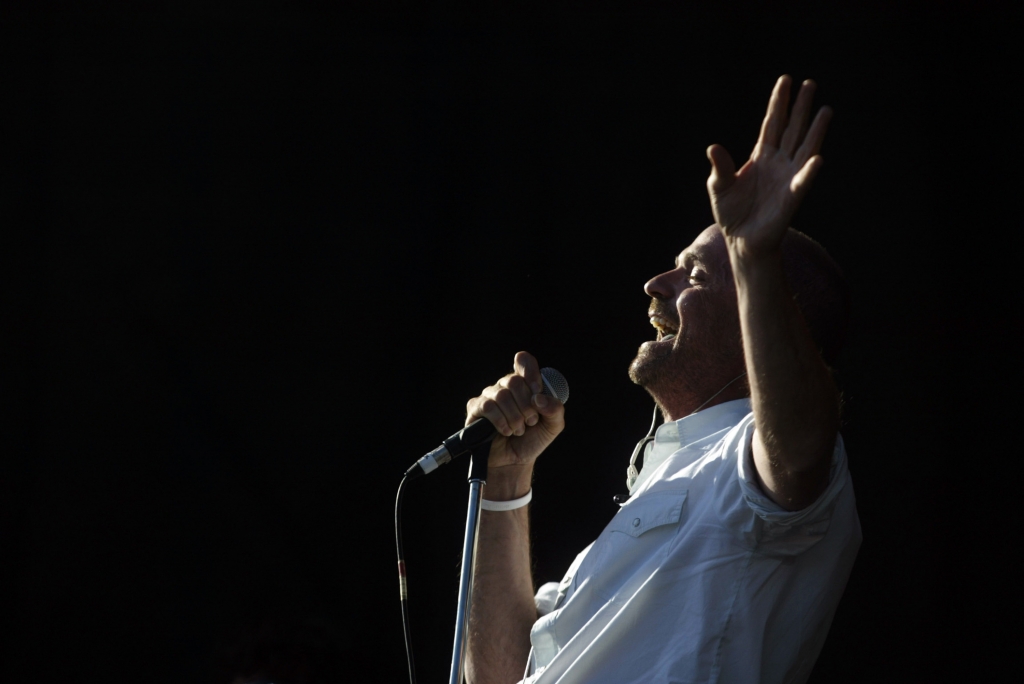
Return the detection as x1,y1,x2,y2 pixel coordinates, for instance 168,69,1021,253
657,397,752,449
628,397,752,494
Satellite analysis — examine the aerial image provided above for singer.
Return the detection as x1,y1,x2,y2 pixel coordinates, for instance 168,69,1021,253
463,76,860,684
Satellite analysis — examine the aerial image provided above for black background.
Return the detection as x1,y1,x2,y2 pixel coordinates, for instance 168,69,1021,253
2,3,1021,682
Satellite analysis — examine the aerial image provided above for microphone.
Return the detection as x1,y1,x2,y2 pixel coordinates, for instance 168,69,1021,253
404,367,569,480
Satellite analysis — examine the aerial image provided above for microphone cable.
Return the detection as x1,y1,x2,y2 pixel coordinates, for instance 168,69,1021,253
395,474,417,684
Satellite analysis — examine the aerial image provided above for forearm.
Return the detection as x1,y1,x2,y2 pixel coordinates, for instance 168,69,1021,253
465,464,538,684
730,247,838,506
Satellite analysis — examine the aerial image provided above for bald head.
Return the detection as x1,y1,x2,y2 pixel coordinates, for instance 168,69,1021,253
632,225,849,418
677,224,849,367
778,228,850,367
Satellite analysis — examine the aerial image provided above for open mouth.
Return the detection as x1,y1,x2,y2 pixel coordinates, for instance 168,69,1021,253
649,314,678,342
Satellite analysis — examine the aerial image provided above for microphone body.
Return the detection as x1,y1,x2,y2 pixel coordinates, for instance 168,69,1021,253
404,367,569,480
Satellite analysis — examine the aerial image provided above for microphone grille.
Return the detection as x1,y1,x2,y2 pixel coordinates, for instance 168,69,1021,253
540,367,570,404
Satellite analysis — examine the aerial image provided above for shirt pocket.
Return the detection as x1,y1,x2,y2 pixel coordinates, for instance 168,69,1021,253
577,488,689,603
610,489,689,538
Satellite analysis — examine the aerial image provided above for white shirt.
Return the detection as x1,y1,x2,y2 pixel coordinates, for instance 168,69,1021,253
523,398,861,684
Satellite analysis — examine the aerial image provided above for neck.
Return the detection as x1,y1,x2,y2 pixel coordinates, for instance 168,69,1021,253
654,372,749,422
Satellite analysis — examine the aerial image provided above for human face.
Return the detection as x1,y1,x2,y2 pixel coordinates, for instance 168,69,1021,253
628,225,743,399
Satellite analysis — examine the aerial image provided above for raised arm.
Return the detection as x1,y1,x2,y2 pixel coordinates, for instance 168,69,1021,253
707,76,838,511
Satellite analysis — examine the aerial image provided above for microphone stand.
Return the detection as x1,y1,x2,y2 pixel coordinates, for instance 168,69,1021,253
448,442,490,684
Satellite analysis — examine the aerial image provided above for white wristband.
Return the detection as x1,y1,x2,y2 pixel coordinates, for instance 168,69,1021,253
481,488,533,511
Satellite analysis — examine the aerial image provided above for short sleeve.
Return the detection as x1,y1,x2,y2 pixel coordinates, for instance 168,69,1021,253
729,413,850,554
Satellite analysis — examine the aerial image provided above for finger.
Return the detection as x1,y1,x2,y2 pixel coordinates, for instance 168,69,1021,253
514,351,542,394
500,373,540,428
468,385,527,436
466,394,514,437
488,385,528,436
780,79,816,156
706,144,737,193
795,106,832,165
789,155,824,206
756,75,792,152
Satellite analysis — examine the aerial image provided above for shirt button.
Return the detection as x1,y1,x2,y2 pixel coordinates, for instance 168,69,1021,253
632,518,641,527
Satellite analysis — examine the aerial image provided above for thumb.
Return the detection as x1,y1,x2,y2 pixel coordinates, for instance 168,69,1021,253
706,144,737,193
532,392,565,432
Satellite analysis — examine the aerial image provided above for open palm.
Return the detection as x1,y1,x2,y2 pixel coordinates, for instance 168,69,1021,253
707,76,832,257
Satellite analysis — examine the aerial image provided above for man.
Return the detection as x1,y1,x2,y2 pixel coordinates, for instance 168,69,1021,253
464,76,861,684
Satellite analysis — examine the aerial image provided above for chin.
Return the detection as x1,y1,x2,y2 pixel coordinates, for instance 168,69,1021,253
628,340,675,388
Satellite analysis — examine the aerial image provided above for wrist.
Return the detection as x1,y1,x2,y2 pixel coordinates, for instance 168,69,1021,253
482,463,534,501
727,242,784,283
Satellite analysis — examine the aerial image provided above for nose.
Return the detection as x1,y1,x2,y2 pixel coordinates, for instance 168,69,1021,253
644,269,683,300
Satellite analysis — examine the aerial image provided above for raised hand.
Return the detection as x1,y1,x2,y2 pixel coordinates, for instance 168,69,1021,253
706,76,832,258
464,351,565,471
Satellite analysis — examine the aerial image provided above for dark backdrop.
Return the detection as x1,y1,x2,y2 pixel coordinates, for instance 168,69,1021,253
3,4,1020,682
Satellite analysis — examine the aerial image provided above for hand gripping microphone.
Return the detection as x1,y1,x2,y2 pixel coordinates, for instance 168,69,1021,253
404,367,569,480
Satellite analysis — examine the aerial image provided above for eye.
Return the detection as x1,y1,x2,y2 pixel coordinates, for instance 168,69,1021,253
688,267,705,283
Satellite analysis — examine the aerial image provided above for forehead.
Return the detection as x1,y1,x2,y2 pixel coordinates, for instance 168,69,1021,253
674,225,726,268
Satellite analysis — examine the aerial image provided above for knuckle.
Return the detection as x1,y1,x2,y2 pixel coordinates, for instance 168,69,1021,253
495,390,523,420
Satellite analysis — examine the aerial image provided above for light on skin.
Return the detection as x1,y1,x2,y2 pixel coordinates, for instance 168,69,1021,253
630,225,749,422
463,75,839,684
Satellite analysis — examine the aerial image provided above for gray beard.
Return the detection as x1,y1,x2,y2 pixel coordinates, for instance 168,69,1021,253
628,339,677,389
629,331,744,417
628,339,703,408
